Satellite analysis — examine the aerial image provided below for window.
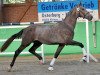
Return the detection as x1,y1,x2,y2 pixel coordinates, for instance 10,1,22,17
3,0,25,4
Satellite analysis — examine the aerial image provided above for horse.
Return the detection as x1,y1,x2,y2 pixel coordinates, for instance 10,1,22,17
0,3,93,71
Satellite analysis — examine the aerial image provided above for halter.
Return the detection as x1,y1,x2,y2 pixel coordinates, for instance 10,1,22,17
77,7,89,18
83,12,89,18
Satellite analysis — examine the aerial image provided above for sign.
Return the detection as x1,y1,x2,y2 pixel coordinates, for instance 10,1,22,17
38,0,98,22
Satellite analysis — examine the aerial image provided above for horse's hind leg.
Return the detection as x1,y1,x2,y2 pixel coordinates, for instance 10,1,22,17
8,44,26,72
29,41,43,64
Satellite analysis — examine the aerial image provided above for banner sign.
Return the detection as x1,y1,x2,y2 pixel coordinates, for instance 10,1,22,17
38,0,98,22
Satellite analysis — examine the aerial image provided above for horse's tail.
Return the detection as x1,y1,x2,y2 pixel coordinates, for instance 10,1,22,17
0,29,24,52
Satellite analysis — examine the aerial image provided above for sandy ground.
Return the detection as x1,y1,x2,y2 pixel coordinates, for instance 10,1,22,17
0,54,100,75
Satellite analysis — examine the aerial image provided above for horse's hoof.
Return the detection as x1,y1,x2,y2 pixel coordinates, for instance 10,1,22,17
48,66,54,71
80,56,87,62
80,59,87,63
8,67,12,72
83,59,87,62
39,60,44,65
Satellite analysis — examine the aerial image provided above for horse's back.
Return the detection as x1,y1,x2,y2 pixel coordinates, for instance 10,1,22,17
34,24,73,44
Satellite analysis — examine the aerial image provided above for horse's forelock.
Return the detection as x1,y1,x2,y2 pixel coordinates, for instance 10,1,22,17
76,7,80,11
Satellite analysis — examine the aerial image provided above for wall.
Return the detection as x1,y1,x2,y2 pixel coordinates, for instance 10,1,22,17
99,0,100,18
0,0,100,23
0,0,3,22
2,2,38,23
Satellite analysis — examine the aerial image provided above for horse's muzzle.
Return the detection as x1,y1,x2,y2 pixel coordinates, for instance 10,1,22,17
85,14,93,21
88,15,93,21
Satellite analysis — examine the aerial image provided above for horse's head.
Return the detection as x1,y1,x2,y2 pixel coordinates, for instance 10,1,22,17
75,3,93,21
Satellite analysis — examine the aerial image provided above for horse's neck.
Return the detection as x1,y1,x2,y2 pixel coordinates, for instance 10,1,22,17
63,14,77,31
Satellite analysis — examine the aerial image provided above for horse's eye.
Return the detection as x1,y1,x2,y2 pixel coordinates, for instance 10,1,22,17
82,8,84,10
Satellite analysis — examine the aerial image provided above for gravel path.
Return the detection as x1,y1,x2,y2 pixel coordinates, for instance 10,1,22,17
0,54,100,75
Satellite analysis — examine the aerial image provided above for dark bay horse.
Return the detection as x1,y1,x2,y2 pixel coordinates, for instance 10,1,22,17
0,4,93,71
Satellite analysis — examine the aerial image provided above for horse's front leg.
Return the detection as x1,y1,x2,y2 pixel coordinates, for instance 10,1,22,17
48,44,65,71
67,40,87,62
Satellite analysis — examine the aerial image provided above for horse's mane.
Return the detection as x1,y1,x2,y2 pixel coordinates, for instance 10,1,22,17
64,6,76,21
66,7,75,16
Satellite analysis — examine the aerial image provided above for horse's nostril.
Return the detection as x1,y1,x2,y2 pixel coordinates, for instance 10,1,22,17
89,16,93,20
91,16,93,19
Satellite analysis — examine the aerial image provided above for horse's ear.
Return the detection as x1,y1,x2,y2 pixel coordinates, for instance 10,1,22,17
79,2,82,6
76,2,82,8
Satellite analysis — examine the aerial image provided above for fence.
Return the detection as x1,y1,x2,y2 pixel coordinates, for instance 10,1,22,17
0,22,45,63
